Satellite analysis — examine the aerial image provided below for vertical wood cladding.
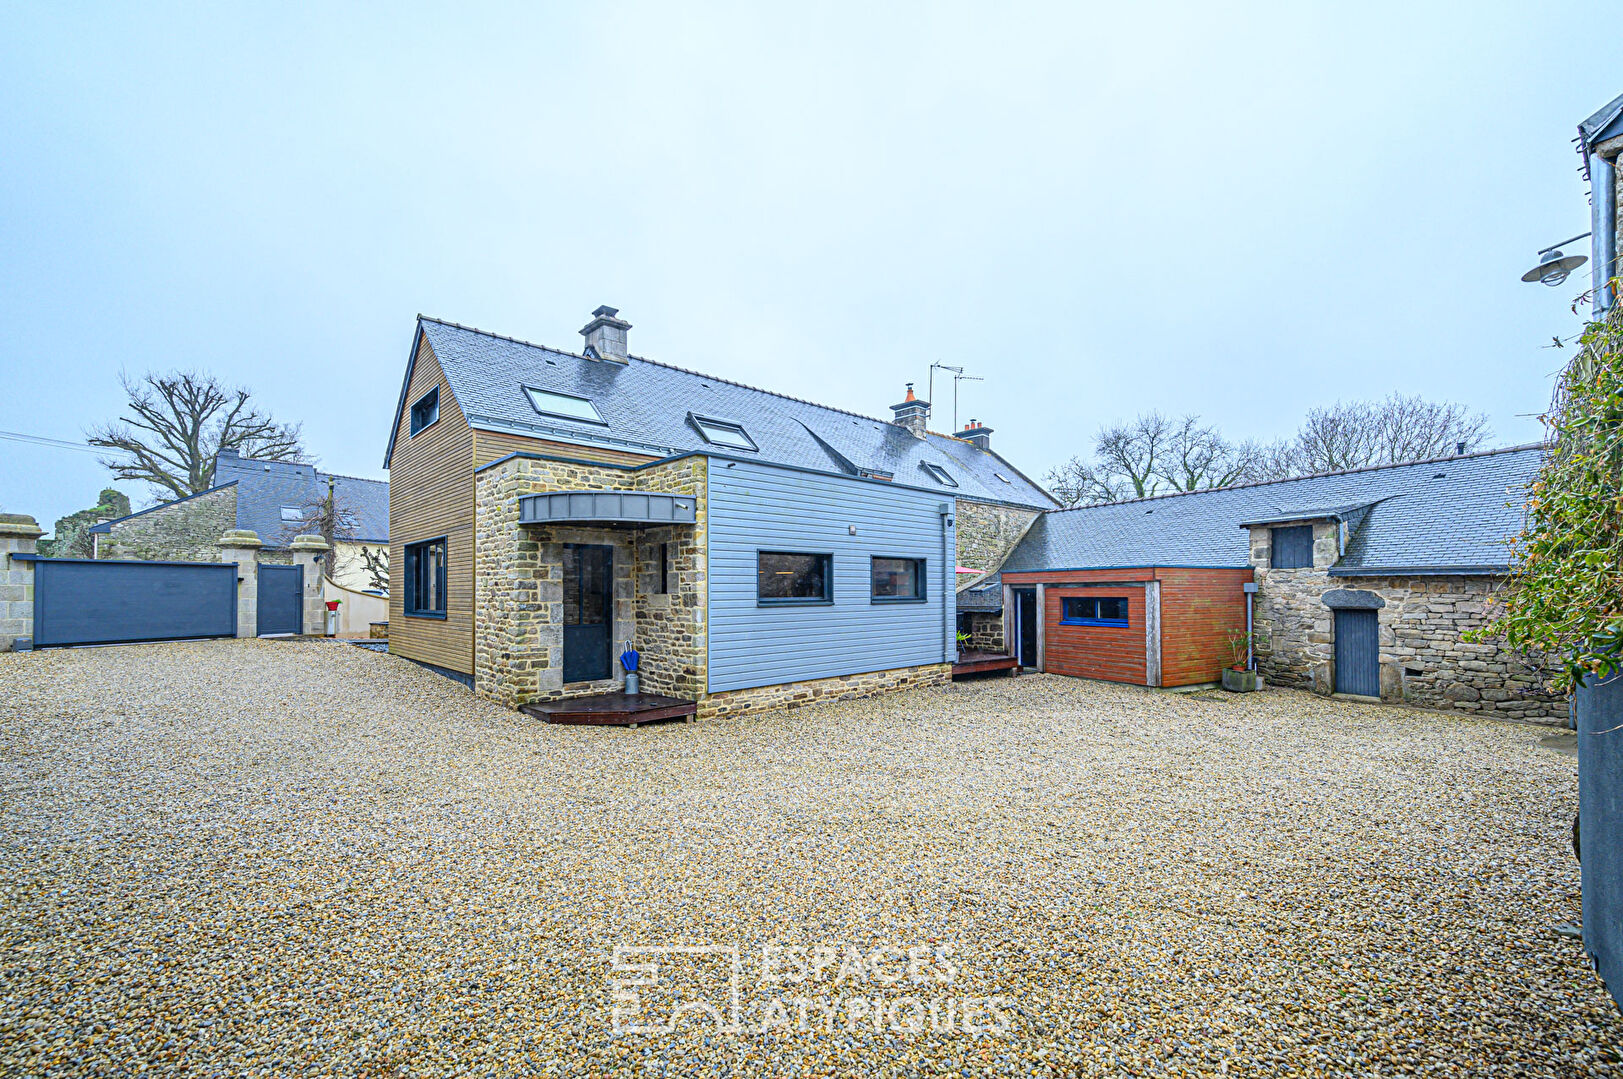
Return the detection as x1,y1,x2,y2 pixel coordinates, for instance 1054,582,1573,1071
1155,568,1253,686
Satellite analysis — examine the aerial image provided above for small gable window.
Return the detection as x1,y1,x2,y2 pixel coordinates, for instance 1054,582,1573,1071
1270,525,1315,569
525,387,606,425
409,387,439,436
690,414,758,451
920,462,958,487
1061,596,1129,626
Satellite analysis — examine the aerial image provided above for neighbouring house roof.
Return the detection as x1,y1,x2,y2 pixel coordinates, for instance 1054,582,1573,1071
1580,92,1623,154
1000,444,1542,577
386,316,1057,510
956,571,1003,611
91,454,390,548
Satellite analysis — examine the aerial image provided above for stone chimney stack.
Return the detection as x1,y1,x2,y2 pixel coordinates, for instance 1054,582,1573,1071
580,305,631,363
960,419,993,451
889,383,930,438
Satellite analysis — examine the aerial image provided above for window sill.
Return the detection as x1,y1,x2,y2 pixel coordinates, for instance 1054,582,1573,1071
1060,619,1129,628
403,610,447,620
757,599,834,608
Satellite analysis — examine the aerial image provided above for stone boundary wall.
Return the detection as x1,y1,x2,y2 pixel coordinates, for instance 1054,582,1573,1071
99,487,237,563
697,662,951,721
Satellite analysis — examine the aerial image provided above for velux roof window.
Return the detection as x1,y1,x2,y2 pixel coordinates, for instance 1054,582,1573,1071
920,461,958,487
689,414,758,451
525,387,606,425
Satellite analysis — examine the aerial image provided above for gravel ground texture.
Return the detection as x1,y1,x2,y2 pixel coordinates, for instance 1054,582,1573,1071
0,639,1616,1076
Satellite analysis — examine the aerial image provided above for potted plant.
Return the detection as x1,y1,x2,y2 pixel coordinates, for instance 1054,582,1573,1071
1221,628,1267,692
956,630,972,661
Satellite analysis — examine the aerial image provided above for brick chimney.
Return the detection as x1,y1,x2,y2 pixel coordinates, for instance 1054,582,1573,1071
580,305,631,362
889,383,930,438
960,419,993,451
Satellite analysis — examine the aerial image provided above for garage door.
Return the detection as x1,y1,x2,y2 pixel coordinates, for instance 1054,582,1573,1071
33,558,237,647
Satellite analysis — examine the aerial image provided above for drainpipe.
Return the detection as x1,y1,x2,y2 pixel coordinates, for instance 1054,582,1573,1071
1592,150,1617,315
1243,581,1259,671
939,503,953,664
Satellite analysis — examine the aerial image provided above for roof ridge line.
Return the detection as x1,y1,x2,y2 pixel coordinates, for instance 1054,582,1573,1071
1046,441,1547,513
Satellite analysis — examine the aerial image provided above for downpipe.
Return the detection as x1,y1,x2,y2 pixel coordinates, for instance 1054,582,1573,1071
1593,151,1617,315
939,503,953,665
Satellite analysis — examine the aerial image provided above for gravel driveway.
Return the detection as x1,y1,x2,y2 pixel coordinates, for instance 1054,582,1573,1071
0,640,1615,1076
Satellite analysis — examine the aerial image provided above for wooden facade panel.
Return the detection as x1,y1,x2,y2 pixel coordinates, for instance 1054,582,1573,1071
1156,568,1252,687
1041,584,1147,684
473,430,656,469
388,336,476,674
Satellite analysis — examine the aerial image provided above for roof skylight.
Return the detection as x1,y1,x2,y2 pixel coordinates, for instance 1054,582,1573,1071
525,387,606,425
921,462,958,487
689,414,758,451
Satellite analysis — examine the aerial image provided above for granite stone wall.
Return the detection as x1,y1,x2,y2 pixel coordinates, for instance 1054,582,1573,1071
697,662,951,721
955,499,1039,578
961,611,1004,652
99,487,237,563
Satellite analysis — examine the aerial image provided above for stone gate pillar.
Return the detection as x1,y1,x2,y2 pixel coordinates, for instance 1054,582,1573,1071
218,530,262,638
289,535,330,636
0,514,43,652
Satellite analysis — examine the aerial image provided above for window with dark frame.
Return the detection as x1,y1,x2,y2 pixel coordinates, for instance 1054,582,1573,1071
920,461,958,487
409,387,439,436
1270,525,1315,569
525,386,606,425
756,551,832,603
870,556,925,601
690,414,758,451
1060,596,1129,626
404,537,447,617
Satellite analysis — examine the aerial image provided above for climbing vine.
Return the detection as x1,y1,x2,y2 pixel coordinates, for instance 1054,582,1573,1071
1469,306,1623,690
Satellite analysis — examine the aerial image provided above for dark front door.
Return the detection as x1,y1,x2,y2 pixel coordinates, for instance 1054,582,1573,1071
1014,587,1038,667
1334,609,1380,696
257,564,304,636
563,544,613,683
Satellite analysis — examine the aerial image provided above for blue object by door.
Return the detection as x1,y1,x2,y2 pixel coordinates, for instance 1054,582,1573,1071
32,558,237,647
563,544,613,683
1333,608,1380,696
256,564,303,635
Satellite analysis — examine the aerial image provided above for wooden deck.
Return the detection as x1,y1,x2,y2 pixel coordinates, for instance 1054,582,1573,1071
520,691,697,727
952,651,1020,679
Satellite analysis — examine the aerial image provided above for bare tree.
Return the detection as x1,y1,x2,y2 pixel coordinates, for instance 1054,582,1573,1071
1047,412,1264,506
1290,394,1490,473
88,371,308,500
356,546,390,593
282,476,347,578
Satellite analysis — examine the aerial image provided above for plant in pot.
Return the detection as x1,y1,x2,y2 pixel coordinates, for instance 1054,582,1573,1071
955,630,972,662
1221,628,1268,692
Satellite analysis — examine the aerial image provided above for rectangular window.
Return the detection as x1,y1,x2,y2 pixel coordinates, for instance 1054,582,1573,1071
920,462,958,487
690,414,758,451
870,556,925,602
280,507,302,522
1061,596,1129,626
757,551,832,604
404,537,447,618
1270,525,1314,569
525,386,606,425
658,542,670,594
409,388,439,436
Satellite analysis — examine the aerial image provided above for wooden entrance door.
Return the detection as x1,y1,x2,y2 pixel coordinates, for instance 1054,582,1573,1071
563,544,613,683
1334,609,1380,696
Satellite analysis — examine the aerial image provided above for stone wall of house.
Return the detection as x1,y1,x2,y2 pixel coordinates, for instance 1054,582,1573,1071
697,662,951,721
631,457,708,700
955,499,1040,578
99,487,237,563
1248,520,1562,722
961,611,1004,652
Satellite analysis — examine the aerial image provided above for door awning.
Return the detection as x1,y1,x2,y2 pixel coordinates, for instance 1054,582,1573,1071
518,491,696,527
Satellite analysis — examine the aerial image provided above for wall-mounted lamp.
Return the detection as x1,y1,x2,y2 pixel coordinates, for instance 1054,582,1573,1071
1521,232,1590,286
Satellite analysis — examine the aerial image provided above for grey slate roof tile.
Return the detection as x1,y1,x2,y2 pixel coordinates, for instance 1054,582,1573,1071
1000,445,1541,575
408,317,1056,510
215,452,388,547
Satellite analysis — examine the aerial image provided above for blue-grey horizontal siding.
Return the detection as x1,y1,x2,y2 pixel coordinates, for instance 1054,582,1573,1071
707,460,954,693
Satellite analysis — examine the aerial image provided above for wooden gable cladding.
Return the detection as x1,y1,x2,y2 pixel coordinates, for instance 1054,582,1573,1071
389,335,476,674
473,431,655,469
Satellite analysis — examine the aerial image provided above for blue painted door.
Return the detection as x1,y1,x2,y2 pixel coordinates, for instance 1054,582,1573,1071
563,544,612,683
256,564,303,635
33,558,237,647
1578,672,1622,1011
1333,609,1380,696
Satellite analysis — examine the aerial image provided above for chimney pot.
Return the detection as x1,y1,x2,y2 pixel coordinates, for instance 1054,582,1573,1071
961,419,994,451
1455,441,1466,456
889,383,930,438
580,305,632,362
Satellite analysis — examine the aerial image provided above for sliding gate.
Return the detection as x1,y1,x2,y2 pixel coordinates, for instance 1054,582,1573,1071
32,558,237,647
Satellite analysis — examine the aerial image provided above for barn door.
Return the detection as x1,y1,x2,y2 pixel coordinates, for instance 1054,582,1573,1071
1333,609,1380,696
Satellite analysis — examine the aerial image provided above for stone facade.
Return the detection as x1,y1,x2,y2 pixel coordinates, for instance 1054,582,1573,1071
960,610,1004,652
955,499,1040,578
0,514,43,651
1248,520,1562,723
697,662,951,721
99,486,238,563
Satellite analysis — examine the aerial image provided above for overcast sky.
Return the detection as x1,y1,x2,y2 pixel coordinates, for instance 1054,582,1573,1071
1,2,1615,533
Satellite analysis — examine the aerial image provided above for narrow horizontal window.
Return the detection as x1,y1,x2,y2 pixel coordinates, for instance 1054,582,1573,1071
920,461,957,487
525,386,606,425
1061,596,1129,626
405,537,448,618
871,556,925,602
690,414,757,451
409,387,439,436
757,551,832,603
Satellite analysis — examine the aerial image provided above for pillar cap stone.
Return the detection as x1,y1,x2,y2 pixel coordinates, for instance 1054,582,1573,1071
0,513,43,539
290,534,331,552
217,529,264,548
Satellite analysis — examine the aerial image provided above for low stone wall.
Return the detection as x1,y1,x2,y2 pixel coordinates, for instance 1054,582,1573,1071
99,487,237,563
697,662,951,721
961,611,1004,652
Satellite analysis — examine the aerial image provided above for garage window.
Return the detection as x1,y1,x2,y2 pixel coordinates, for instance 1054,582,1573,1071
1061,596,1128,626
405,537,447,618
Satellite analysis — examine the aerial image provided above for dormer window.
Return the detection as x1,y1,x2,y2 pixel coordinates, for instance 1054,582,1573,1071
689,414,757,451
525,387,606,425
920,462,957,487
409,387,439,435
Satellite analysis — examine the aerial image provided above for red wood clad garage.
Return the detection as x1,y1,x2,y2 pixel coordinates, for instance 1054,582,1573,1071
999,567,1253,687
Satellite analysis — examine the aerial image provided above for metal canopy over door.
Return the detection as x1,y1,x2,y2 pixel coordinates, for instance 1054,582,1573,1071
32,558,237,647
256,564,304,636
1334,608,1380,696
1013,587,1038,668
563,544,613,683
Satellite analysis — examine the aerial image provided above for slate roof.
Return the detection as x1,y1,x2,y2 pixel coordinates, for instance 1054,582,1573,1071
956,572,1003,611
92,453,390,547
1000,444,1542,576
388,317,1056,510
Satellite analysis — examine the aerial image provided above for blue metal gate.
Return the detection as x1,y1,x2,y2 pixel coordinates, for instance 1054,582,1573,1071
1578,672,1623,1012
256,564,303,636
1334,609,1380,696
32,558,237,647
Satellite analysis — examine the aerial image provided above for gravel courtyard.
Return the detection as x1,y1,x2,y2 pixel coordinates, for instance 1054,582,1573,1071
1,640,1616,1076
